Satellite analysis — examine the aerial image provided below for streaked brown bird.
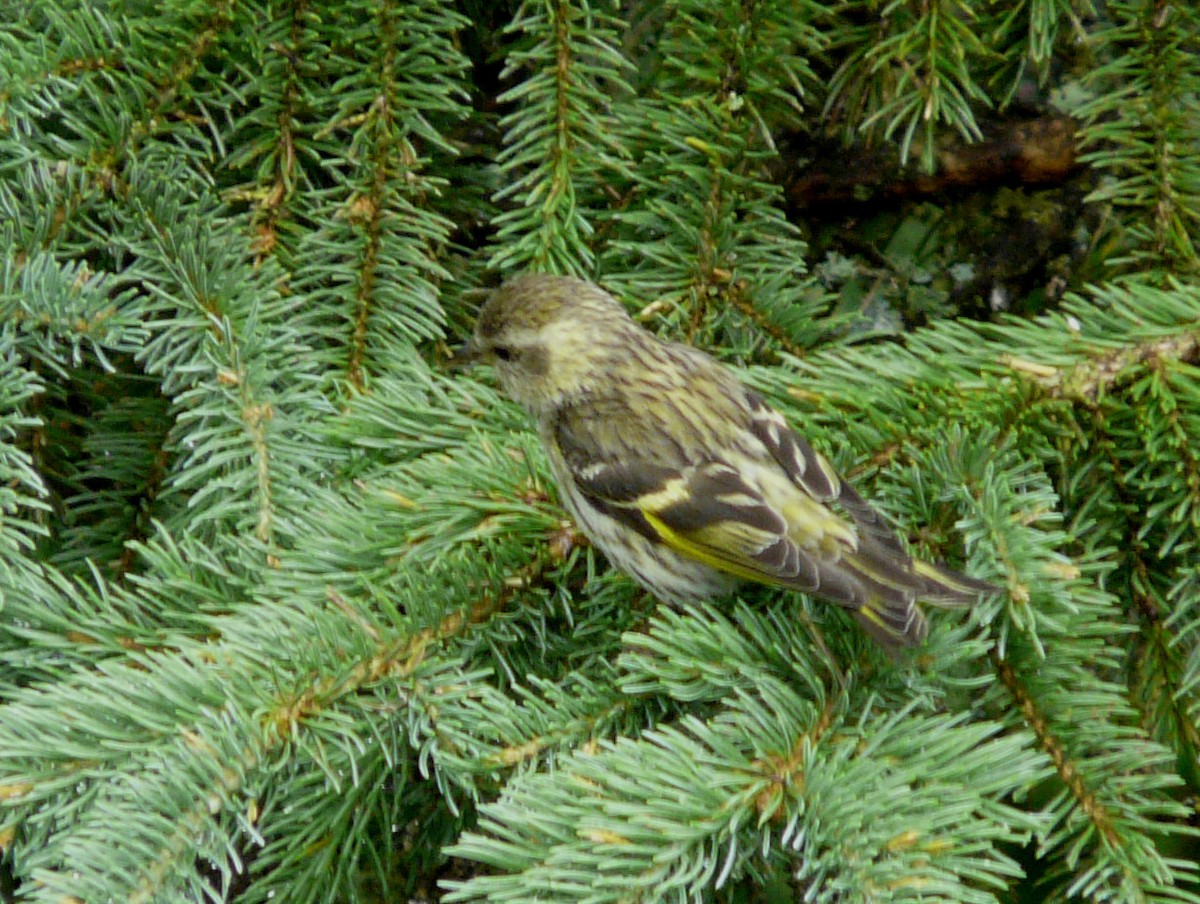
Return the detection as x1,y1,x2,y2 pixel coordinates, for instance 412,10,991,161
456,274,994,649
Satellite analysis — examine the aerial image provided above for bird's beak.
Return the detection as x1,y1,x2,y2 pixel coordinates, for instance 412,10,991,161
449,339,482,370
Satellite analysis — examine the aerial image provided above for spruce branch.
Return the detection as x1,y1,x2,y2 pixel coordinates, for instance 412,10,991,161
487,0,634,276
826,0,991,170
4,3,1200,901
1076,0,1200,270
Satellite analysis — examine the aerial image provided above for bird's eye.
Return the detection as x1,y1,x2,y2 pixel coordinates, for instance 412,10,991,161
493,345,515,362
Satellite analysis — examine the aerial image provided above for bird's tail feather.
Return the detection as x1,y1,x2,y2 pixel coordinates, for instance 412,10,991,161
912,558,998,606
853,597,928,649
847,556,996,650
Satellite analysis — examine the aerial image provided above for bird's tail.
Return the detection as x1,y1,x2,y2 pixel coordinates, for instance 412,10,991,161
849,557,997,650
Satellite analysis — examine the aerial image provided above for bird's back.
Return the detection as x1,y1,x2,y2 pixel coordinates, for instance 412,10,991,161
549,334,754,467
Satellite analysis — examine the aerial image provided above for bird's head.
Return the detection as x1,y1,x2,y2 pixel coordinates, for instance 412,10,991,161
456,274,635,414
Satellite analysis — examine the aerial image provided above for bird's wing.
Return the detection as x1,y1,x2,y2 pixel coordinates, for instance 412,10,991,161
567,450,933,645
551,395,983,648
554,403,876,604
743,390,909,560
569,454,835,595
743,389,995,612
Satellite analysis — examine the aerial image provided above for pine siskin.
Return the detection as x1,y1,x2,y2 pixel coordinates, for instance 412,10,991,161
456,274,994,649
